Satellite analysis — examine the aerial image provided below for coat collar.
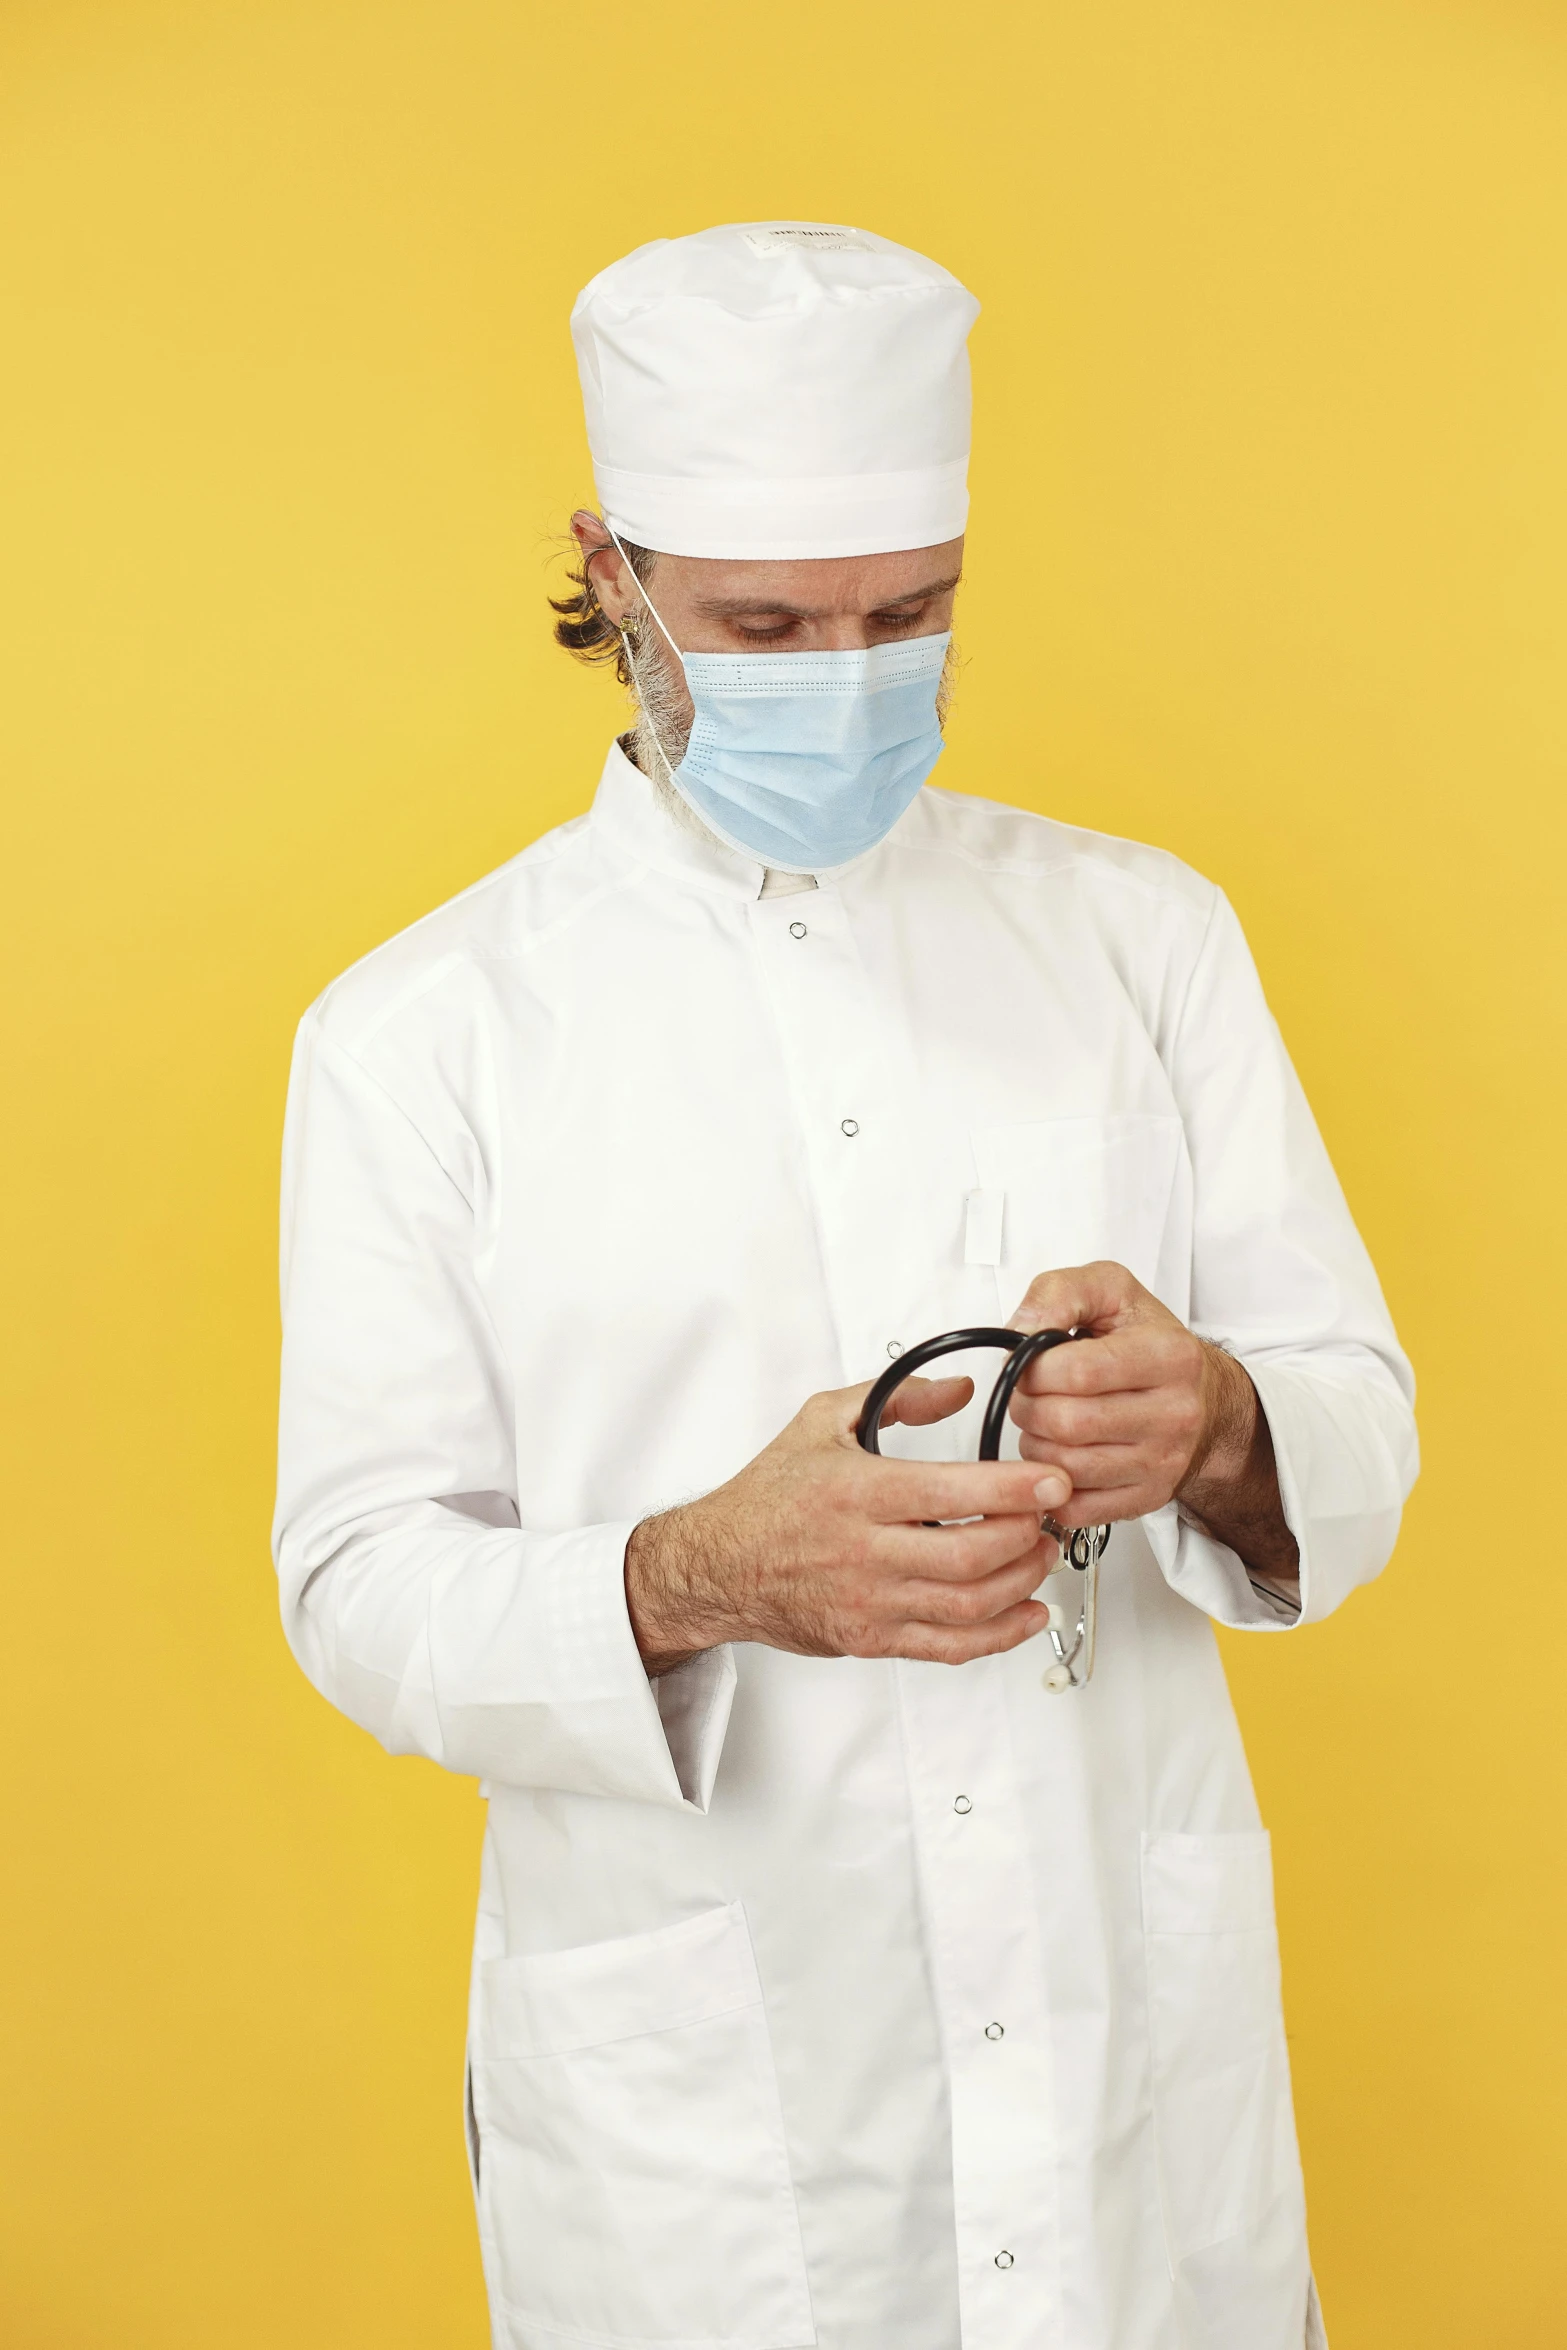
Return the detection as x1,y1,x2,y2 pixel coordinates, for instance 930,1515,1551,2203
588,737,897,900
589,739,771,901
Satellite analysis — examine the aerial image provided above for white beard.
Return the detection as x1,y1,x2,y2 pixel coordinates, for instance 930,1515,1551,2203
621,627,717,840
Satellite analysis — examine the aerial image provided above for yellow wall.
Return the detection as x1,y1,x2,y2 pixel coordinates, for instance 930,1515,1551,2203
3,2,1563,2341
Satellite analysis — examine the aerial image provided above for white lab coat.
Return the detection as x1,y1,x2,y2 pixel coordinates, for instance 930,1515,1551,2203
273,744,1414,2350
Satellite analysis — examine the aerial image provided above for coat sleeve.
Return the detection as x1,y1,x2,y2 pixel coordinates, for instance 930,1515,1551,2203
271,1011,734,1804
1141,890,1419,1630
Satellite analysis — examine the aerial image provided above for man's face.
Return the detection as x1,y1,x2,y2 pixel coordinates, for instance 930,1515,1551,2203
572,511,963,740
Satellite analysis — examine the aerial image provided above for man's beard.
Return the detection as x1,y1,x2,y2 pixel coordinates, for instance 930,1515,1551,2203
624,623,959,844
623,627,708,837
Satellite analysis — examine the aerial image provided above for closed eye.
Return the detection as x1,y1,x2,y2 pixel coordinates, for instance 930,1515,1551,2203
734,618,801,643
725,594,948,646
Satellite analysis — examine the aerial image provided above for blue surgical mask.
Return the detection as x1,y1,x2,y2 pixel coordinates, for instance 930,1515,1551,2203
613,535,949,873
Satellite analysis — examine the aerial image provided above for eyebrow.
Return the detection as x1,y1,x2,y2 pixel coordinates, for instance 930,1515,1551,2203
689,571,963,619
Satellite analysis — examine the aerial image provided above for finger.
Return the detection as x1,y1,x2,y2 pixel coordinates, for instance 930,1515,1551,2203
894,1551,1060,1627
1013,1326,1191,1398
1039,1490,1157,1527
890,1599,1052,1666
1010,1388,1184,1445
1013,1448,1170,1525
1007,1259,1148,1340
876,1517,1058,1584
865,1456,1071,1525
1013,1437,1152,1494
881,1373,975,1429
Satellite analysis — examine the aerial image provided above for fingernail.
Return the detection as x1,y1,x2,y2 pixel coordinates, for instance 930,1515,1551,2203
1034,1473,1068,1508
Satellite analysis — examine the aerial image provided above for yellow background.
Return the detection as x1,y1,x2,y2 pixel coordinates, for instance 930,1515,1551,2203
3,1,1564,2341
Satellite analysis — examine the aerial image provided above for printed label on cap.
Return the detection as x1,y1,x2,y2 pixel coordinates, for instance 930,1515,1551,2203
741,227,870,255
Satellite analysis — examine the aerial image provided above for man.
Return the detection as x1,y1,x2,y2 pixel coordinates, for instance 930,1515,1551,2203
274,223,1416,2350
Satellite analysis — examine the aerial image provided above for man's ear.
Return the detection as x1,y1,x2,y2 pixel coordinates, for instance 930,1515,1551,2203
571,509,627,621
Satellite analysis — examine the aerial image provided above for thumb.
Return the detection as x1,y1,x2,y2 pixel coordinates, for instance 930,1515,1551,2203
881,1373,975,1429
1009,1258,1146,1337
834,1371,974,1445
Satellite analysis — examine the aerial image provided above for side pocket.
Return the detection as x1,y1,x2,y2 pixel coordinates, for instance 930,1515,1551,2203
1141,1832,1304,2266
473,1901,815,2350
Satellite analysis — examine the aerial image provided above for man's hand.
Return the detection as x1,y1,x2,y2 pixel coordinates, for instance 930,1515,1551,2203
625,1376,1071,1676
1007,1261,1300,1582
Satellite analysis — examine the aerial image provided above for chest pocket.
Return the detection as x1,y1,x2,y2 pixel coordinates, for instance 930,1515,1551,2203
970,1114,1184,1317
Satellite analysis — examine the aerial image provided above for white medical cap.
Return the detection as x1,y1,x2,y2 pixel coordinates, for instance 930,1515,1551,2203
571,222,979,559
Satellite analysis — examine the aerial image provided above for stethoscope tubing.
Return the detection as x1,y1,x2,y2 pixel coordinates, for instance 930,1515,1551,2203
856,1325,1111,1576
856,1325,1081,1461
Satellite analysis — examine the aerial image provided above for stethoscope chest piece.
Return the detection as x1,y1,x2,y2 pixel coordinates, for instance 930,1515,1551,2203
856,1325,1110,1693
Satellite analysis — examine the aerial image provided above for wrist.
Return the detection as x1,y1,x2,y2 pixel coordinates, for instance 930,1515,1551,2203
625,1502,728,1676
1179,1344,1258,1502
1176,1347,1300,1583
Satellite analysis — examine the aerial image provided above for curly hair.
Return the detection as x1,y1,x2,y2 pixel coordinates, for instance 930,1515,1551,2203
549,533,658,689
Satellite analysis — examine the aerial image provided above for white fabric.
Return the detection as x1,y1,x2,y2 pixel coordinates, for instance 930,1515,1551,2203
571,222,978,556
274,746,1412,2349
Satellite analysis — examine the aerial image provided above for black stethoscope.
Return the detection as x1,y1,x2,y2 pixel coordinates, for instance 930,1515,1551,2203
856,1325,1110,1691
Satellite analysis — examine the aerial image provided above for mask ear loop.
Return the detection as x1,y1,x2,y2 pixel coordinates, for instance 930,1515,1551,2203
599,522,687,791
603,524,683,663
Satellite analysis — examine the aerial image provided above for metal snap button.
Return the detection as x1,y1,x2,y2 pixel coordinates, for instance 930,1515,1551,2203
994,2250,1014,2270
789,920,807,938
984,2021,1005,2040
840,1118,859,1136
953,1794,972,1815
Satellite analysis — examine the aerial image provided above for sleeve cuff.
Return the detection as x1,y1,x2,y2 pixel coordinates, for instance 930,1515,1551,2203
1143,1352,1415,1631
654,1645,739,1809
1141,1502,1306,1632
426,1518,735,1806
